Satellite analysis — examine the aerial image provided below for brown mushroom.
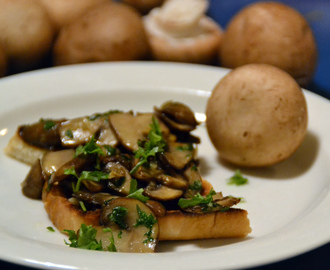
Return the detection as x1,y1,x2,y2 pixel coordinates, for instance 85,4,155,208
98,197,159,252
109,112,169,152
104,161,133,196
41,149,75,179
19,119,64,150
161,141,195,170
21,159,45,199
154,101,198,132
59,115,118,148
73,191,117,206
144,181,183,201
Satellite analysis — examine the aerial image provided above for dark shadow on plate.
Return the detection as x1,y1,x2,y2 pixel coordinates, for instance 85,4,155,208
156,237,253,252
203,131,319,180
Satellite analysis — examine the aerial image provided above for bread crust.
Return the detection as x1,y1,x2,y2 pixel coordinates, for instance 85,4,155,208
42,183,251,240
4,132,47,166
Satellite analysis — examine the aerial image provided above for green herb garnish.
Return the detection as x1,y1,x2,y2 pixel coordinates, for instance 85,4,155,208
88,110,121,121
42,119,56,130
178,189,216,209
134,205,157,243
74,136,105,157
227,170,248,186
176,144,193,151
64,168,109,193
127,179,149,202
109,206,128,230
65,129,73,138
63,224,103,251
188,180,203,191
104,145,117,156
102,228,117,252
47,226,55,232
130,117,166,174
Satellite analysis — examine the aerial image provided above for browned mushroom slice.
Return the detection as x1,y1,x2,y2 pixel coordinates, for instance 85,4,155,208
161,141,195,170
145,200,166,217
156,173,188,190
73,191,117,206
183,162,203,198
98,197,159,252
131,160,164,181
154,101,198,132
41,149,75,179
182,192,241,214
59,115,118,147
21,158,45,199
104,161,132,196
19,119,64,150
144,181,183,201
109,112,170,152
212,192,241,208
49,155,95,185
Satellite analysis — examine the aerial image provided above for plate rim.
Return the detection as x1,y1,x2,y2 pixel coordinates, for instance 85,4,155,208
0,61,329,270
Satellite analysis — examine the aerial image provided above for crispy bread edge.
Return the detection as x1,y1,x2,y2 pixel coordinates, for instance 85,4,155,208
42,184,251,240
4,132,47,166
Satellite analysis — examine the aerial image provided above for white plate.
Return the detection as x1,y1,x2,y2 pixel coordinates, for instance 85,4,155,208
0,62,329,270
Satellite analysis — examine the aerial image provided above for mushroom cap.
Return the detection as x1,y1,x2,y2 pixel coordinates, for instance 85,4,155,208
219,2,318,86
39,0,108,31
53,1,150,65
143,0,223,64
206,64,308,167
0,0,55,72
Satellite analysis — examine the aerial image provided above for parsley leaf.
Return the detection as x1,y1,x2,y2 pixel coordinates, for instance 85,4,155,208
41,119,56,130
127,188,149,203
74,136,105,157
127,180,149,202
189,180,203,191
102,228,117,252
134,205,157,243
178,189,216,209
47,226,55,232
63,224,103,251
227,170,248,186
64,168,109,193
109,206,128,230
130,117,166,174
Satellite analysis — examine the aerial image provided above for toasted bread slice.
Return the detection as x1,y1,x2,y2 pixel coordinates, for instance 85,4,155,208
4,132,47,165
42,184,251,240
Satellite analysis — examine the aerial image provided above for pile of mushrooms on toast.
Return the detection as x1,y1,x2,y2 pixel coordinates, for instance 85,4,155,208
17,101,245,252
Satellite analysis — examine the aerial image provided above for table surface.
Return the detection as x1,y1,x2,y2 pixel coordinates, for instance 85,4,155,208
1,1,329,269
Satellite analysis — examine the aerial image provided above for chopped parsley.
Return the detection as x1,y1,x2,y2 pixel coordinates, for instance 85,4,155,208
47,226,55,232
74,136,105,157
134,205,157,243
127,188,149,203
178,189,216,209
127,179,150,203
188,180,203,191
65,129,73,138
130,117,166,174
88,110,121,121
63,224,103,251
176,144,193,151
64,168,109,192
227,170,248,186
41,119,56,130
109,206,128,230
102,228,117,252
104,145,117,156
